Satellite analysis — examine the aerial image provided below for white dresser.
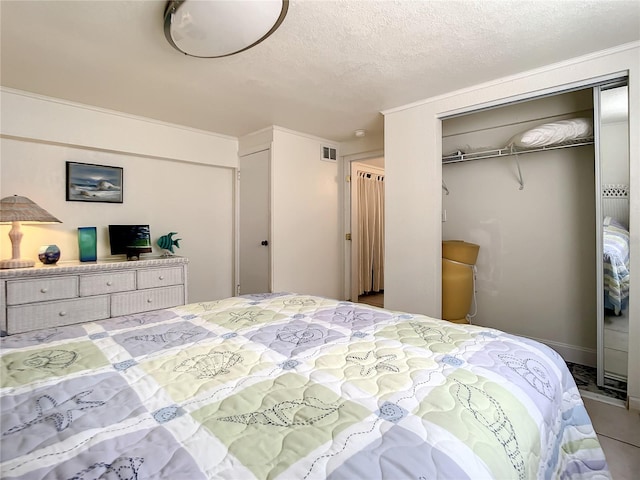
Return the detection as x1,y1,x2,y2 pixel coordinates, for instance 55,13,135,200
0,257,188,335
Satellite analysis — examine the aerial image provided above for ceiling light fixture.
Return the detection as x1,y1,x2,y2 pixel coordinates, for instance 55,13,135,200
164,0,289,58
354,129,366,138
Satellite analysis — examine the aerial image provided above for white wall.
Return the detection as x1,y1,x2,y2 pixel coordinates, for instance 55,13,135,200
340,134,384,158
0,89,238,303
238,127,274,157
385,104,443,317
383,43,640,408
270,127,341,298
442,92,596,359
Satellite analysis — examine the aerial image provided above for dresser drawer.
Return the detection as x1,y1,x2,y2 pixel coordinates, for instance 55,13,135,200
80,271,136,296
111,285,185,317
7,296,109,334
137,267,183,289
6,276,78,305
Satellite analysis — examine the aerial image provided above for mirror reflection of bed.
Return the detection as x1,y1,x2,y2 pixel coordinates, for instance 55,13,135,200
602,213,629,387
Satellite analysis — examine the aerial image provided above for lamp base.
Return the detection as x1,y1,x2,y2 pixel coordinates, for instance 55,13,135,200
0,258,35,269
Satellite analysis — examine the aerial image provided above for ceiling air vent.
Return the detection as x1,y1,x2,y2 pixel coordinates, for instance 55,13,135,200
321,145,337,162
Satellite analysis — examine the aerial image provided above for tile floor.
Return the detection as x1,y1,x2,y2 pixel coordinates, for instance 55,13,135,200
583,397,640,479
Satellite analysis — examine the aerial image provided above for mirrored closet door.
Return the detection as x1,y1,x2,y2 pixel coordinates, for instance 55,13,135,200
595,82,630,389
440,77,630,397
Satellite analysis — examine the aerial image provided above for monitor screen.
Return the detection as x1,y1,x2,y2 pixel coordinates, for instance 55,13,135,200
108,225,152,258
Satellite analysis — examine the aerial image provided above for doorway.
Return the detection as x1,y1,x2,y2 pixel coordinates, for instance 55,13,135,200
349,159,385,307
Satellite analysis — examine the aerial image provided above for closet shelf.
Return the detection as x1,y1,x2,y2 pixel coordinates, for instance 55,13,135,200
442,136,594,164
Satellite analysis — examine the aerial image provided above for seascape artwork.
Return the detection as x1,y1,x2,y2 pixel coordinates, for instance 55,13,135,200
66,162,123,203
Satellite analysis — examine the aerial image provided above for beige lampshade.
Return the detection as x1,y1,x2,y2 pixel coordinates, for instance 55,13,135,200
0,195,61,269
0,195,61,223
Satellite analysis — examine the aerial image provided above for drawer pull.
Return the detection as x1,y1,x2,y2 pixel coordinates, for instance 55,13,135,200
59,311,67,317
147,298,153,303
40,288,48,294
158,275,165,280
106,281,113,286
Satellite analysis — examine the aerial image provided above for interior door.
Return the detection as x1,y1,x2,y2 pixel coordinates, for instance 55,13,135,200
239,149,271,294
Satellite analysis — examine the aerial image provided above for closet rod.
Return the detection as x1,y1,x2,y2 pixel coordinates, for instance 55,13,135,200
442,136,594,164
359,172,384,180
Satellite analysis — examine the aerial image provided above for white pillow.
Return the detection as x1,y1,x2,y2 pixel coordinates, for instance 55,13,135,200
508,117,593,148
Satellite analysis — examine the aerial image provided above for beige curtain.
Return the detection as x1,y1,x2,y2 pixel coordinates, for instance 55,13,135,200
358,171,385,294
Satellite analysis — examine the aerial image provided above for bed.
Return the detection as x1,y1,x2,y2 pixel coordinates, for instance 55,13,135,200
0,293,609,479
603,215,630,316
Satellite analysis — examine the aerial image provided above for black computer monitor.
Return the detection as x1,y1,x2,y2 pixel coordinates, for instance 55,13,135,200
108,225,152,260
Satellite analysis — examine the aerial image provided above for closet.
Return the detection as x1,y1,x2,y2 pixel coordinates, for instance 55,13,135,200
441,82,630,393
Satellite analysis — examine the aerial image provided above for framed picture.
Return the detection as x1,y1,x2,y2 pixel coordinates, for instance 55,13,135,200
66,162,123,203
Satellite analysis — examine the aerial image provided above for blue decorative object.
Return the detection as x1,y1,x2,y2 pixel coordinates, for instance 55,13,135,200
153,405,182,423
376,402,407,423
157,232,181,254
442,355,464,367
78,227,97,262
279,359,299,370
88,332,109,340
113,359,137,371
38,245,61,265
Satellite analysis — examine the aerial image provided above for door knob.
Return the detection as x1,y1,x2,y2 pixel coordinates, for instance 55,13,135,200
261,240,269,246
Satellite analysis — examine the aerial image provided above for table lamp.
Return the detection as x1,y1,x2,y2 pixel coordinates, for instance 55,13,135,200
0,195,62,269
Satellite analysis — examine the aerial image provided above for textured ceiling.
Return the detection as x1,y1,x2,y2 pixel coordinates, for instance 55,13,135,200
1,0,639,142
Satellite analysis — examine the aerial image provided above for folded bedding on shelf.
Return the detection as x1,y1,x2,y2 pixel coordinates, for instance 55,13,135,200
508,117,593,148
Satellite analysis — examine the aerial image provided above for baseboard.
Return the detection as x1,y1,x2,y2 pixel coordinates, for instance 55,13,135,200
527,336,597,367
628,395,640,413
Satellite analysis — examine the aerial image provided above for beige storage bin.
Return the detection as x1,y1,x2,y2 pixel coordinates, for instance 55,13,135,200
442,240,480,324
442,240,480,265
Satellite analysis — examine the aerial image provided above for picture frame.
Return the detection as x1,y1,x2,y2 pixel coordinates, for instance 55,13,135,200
66,162,123,203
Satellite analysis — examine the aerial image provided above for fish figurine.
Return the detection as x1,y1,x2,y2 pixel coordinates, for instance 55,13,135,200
157,232,181,254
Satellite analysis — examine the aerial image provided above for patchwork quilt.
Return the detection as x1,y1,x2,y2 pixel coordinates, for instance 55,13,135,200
603,218,631,315
0,293,609,479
